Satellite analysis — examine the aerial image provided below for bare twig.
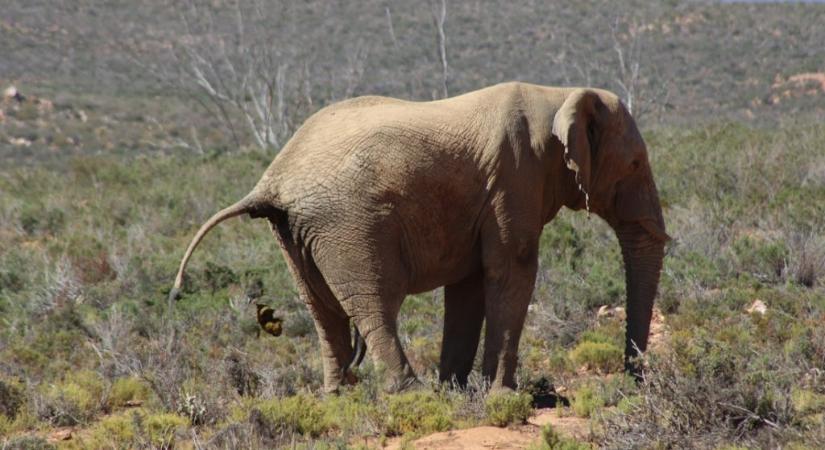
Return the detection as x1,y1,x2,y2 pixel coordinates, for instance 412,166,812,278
386,7,399,50
431,0,449,98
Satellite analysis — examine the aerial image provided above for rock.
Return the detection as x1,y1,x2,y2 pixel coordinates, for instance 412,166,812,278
747,299,767,315
3,85,24,102
124,399,143,407
9,137,32,147
597,305,625,320
48,428,73,442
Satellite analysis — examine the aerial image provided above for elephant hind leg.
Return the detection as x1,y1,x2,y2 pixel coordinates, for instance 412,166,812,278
439,270,485,387
269,221,355,393
339,292,418,393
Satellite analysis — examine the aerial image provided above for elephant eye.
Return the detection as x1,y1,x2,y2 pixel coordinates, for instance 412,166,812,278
630,160,641,171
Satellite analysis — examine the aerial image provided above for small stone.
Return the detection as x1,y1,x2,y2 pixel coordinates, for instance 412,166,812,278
49,429,73,441
9,137,32,147
747,299,767,315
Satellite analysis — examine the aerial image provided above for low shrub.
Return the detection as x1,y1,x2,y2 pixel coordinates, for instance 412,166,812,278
485,391,533,426
252,394,330,438
791,389,825,415
83,411,140,449
569,341,623,373
385,391,454,436
38,370,106,426
528,424,591,450
570,384,605,418
323,386,381,436
0,378,24,420
109,377,152,408
2,435,56,450
143,412,189,449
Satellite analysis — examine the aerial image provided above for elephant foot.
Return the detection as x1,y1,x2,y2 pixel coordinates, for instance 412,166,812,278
343,369,359,386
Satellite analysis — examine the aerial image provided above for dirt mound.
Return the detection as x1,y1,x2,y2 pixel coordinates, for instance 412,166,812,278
385,409,589,449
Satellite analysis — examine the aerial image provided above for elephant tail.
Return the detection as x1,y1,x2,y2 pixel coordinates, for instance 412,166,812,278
169,192,266,303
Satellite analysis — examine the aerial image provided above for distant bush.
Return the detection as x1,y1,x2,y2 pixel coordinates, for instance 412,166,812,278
143,412,188,449
109,377,152,408
37,370,106,426
2,435,56,450
0,378,24,420
485,391,533,426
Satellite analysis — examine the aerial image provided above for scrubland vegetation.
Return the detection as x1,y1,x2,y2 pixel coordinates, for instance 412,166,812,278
2,0,824,448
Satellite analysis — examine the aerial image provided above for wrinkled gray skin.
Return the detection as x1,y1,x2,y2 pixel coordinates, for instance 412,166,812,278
171,82,669,393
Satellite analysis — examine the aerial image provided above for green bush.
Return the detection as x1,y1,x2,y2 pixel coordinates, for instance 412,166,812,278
253,394,330,438
38,370,106,426
528,424,591,450
2,435,56,450
144,412,188,449
0,378,24,420
569,341,623,373
109,377,152,408
385,391,454,436
485,391,533,427
791,389,825,415
322,386,380,435
84,411,140,449
571,384,605,418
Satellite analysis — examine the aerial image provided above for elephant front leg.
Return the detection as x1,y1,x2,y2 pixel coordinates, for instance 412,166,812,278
439,271,485,387
480,240,539,391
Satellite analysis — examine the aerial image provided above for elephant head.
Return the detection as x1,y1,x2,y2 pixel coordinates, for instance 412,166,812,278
552,89,669,376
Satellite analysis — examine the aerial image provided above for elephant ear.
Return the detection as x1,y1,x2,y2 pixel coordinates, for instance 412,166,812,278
552,89,606,207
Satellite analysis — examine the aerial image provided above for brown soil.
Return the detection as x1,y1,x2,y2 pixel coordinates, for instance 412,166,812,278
384,408,590,449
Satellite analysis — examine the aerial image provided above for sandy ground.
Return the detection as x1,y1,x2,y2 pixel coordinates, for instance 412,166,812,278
384,408,590,450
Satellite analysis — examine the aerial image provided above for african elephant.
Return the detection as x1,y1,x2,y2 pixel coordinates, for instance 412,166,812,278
171,82,669,393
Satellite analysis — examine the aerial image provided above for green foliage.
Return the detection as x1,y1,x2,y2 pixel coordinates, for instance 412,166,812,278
485,391,534,427
108,377,152,408
322,386,381,435
2,435,56,450
80,410,189,449
84,411,140,449
253,394,330,438
0,378,24,420
571,384,605,418
791,389,825,415
528,424,591,450
143,412,188,449
17,202,65,236
38,370,106,426
385,391,454,437
569,342,623,374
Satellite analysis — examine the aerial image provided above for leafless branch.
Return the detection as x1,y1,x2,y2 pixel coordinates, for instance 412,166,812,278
431,0,449,98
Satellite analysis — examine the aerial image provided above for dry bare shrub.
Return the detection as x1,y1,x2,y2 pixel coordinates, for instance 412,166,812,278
785,232,825,288
599,332,822,449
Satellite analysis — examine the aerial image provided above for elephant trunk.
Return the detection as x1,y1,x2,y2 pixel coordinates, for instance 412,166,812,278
615,221,665,379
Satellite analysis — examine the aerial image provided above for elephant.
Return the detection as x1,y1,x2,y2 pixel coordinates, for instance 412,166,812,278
170,82,669,394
